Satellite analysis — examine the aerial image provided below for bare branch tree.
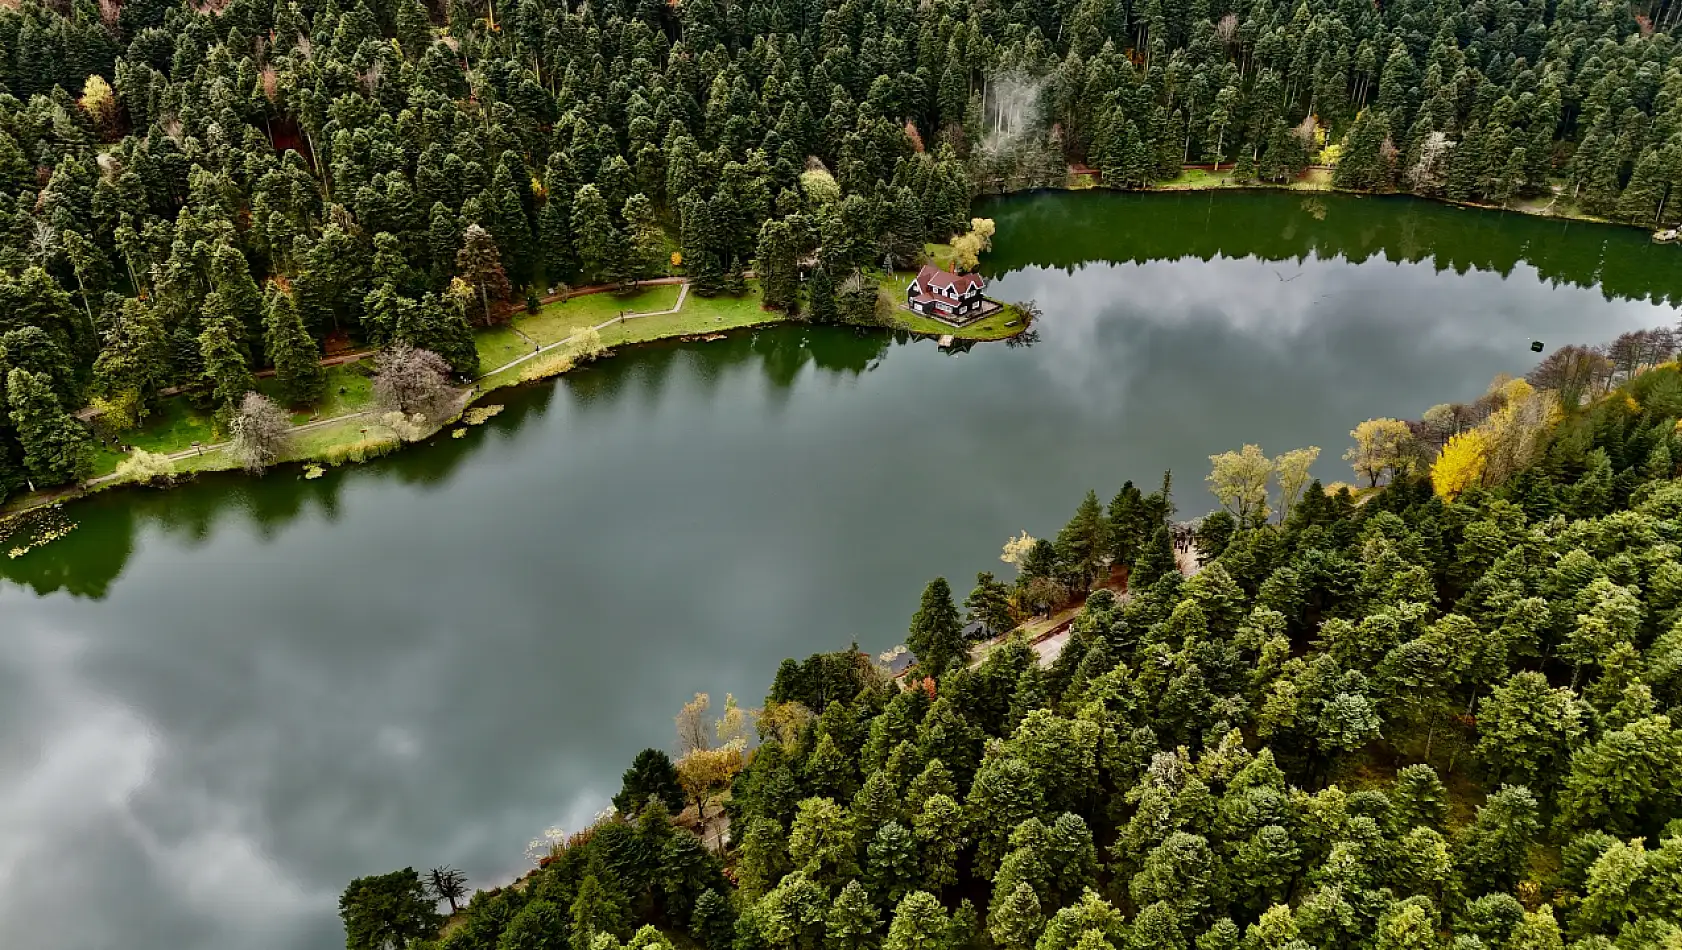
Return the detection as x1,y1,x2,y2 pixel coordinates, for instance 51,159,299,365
28,220,57,266
229,392,292,473
675,692,712,756
373,342,456,422
1406,132,1454,194
1527,345,1610,408
426,866,468,914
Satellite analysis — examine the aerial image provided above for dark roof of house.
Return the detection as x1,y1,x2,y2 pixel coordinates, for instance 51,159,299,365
912,264,986,305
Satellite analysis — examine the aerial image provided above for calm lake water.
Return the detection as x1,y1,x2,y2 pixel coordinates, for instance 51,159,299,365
2,191,1679,950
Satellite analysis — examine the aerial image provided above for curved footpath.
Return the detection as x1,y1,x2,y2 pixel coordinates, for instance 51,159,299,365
477,280,692,381
82,281,700,489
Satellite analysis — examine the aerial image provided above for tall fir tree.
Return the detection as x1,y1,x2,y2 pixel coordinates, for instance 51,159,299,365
757,218,801,314
198,317,255,413
907,577,964,674
8,367,93,484
263,287,325,406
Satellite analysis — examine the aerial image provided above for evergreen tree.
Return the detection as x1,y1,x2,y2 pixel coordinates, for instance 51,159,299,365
1334,111,1394,191
1055,489,1112,589
1455,785,1540,894
396,293,479,377
883,892,951,950
964,572,1014,636
866,821,920,907
907,577,964,674
828,880,883,950
622,194,666,286
1618,149,1666,226
614,748,685,816
7,367,93,485
263,287,324,405
456,224,513,326
210,243,265,348
758,218,801,313
571,185,624,287
989,883,1044,950
1132,525,1178,590
198,317,255,412
805,264,838,323
339,868,441,950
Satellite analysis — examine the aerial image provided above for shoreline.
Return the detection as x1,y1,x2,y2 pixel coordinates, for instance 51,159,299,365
0,179,1657,522
1014,164,1644,231
0,281,1028,519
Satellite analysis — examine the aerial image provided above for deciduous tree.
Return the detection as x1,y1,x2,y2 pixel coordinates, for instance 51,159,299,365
1208,444,1274,525
372,342,455,422
229,392,292,473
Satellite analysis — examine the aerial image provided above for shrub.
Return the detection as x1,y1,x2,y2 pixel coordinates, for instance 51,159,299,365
518,352,576,383
113,448,176,486
318,434,400,466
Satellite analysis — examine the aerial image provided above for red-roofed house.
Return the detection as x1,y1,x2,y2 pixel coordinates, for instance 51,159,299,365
906,264,988,322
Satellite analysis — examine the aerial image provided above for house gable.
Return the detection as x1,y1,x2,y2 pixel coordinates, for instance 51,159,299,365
907,264,987,319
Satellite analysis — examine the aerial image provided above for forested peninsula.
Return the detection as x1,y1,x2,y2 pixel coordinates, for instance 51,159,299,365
0,0,1681,498
339,346,1682,950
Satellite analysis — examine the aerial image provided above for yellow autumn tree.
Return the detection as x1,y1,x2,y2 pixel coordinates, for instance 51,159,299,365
1207,443,1274,524
1000,530,1037,571
1274,446,1321,523
567,325,606,362
79,75,118,141
1432,429,1489,499
675,744,746,817
950,218,997,270
1344,417,1418,487
1481,383,1560,484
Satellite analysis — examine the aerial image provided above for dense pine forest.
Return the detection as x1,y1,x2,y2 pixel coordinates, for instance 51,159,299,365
339,357,1682,950
2,0,1682,496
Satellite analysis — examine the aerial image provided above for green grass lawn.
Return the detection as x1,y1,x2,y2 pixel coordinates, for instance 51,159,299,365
281,362,375,423
474,285,685,374
1160,167,1234,189
520,284,681,345
601,284,772,346
91,398,220,475
89,360,378,476
474,283,782,392
921,242,960,272
878,271,1029,341
893,304,1027,341
475,326,534,375
284,415,395,459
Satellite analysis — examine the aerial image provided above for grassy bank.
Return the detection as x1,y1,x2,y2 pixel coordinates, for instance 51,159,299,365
475,284,684,370
25,170,1527,514
473,282,783,392
878,268,1030,341
87,362,378,478
1071,165,1640,229
0,280,807,513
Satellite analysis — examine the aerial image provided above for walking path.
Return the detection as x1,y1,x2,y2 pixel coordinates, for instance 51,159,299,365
80,284,702,487
83,409,383,487
475,280,692,381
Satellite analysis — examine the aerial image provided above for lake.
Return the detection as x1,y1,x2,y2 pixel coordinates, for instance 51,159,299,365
1,190,1677,950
